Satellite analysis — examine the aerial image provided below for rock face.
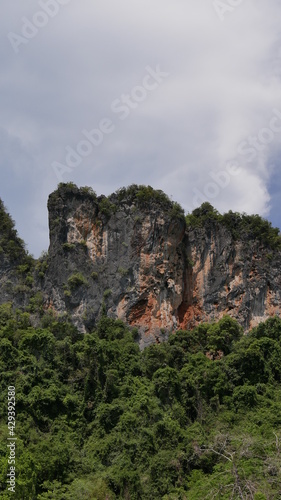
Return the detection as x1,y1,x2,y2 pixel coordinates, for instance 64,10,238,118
1,184,281,347
41,184,281,347
184,223,281,332
43,185,187,348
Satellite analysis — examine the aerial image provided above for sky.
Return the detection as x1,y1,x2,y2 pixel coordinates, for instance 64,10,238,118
1,0,281,257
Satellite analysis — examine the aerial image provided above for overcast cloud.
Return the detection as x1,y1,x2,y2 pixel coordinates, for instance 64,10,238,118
1,0,281,257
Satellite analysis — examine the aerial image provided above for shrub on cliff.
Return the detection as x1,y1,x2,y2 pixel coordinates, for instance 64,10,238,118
67,272,89,290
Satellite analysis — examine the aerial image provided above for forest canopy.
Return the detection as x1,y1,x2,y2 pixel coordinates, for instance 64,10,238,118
1,307,281,499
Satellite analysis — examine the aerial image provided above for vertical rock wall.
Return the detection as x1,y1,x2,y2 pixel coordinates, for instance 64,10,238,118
40,184,281,345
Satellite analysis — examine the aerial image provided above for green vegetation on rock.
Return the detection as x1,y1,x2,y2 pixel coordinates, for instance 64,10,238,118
0,200,30,263
115,185,185,221
186,202,281,250
67,273,89,290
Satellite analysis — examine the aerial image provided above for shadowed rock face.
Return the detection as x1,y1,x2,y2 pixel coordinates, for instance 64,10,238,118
1,185,281,347
41,184,281,347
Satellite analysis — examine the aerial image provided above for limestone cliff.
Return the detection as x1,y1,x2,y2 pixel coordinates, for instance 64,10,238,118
1,184,281,347
42,184,281,347
43,184,187,348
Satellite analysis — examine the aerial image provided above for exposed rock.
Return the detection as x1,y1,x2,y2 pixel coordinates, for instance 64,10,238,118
43,184,187,347
41,184,281,346
184,222,281,331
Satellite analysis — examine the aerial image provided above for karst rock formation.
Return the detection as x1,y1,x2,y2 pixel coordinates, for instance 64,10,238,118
1,183,281,348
